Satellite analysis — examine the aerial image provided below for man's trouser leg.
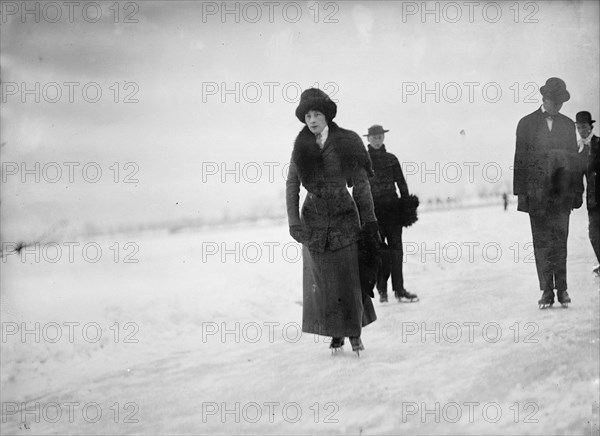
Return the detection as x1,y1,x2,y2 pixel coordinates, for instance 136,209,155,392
385,222,405,292
529,214,555,292
530,212,570,292
376,222,391,295
549,212,570,292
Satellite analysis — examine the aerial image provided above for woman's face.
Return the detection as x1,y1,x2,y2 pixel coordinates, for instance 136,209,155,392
305,110,327,135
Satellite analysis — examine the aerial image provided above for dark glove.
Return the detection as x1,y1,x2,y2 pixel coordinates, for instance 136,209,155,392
358,222,381,299
364,283,375,299
572,195,583,210
289,225,306,244
363,221,382,245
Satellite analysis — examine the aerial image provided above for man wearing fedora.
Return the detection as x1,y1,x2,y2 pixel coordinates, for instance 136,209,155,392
513,77,584,309
575,111,600,276
364,125,418,303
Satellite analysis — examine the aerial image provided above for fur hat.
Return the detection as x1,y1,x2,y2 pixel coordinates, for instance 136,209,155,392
540,77,570,103
295,88,337,123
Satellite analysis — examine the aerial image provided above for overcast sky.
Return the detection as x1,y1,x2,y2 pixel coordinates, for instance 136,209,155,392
1,0,599,240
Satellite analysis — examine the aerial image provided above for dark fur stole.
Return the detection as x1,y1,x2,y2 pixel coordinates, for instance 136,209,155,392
291,122,373,191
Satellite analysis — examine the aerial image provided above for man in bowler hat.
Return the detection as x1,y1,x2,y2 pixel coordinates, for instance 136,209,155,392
513,77,584,308
575,111,600,276
364,125,418,303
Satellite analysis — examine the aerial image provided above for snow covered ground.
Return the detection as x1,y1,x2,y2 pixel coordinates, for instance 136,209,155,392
1,205,599,435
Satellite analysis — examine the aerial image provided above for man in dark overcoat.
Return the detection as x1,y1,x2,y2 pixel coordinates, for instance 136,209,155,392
574,111,600,276
513,77,584,308
364,125,418,303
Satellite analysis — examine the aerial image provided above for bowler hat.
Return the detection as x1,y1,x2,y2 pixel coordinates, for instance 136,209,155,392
575,111,595,125
363,125,389,137
295,88,337,123
540,77,570,103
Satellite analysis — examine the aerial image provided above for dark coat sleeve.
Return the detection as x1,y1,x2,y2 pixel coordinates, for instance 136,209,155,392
344,131,376,224
513,116,530,196
285,160,302,227
352,166,377,224
593,140,600,204
566,121,584,196
392,156,409,197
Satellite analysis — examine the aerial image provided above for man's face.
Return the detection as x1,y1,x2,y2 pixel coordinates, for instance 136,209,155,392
368,134,385,149
576,123,592,139
305,110,327,135
542,98,563,115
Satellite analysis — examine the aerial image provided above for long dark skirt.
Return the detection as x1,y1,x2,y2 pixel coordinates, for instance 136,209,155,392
302,243,377,338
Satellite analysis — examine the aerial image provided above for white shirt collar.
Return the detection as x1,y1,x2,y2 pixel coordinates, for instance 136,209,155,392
540,105,555,131
577,132,593,153
581,132,594,142
317,125,329,146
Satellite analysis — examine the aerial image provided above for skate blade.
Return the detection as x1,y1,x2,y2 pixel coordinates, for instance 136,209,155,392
330,347,343,355
398,297,419,303
538,303,554,310
351,346,363,356
559,302,569,308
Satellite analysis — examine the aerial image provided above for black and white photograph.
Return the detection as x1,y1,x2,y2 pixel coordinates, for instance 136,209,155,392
1,0,599,434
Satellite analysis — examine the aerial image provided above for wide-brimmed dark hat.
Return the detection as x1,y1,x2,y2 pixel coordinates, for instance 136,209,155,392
295,88,337,123
575,111,595,125
540,77,570,103
363,125,389,137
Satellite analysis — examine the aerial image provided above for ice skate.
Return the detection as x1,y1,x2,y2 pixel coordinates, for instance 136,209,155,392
395,288,419,303
349,337,364,356
329,337,344,354
378,290,388,303
593,265,600,277
557,290,571,308
538,289,555,309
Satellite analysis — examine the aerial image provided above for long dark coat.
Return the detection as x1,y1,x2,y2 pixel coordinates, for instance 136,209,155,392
368,145,409,203
582,135,599,210
595,140,600,205
513,108,583,214
286,122,377,337
366,144,409,223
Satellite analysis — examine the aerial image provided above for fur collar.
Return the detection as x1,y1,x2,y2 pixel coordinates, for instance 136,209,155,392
368,144,387,153
292,122,373,189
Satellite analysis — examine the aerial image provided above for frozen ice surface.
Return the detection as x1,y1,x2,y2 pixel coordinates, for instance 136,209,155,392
1,206,598,435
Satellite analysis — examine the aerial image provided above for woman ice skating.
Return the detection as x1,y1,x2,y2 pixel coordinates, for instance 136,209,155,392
286,88,379,355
